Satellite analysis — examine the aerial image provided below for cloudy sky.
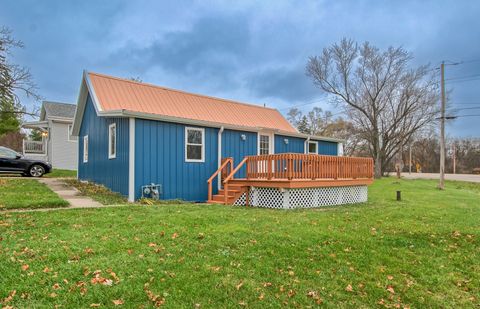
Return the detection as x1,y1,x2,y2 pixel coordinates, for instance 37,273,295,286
2,0,480,137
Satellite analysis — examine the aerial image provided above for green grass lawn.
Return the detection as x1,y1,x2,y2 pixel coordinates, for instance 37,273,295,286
0,179,69,210
0,178,479,308
45,169,77,178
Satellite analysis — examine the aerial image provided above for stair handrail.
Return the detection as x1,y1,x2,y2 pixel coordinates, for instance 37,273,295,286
207,157,233,201
223,157,248,204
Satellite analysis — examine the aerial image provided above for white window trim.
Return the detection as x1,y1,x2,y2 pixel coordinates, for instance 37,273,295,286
108,123,117,159
67,124,76,142
257,132,274,155
307,141,318,154
185,127,205,163
83,135,88,163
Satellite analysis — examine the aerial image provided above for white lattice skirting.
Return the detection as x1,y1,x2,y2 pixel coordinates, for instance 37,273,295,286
233,186,368,209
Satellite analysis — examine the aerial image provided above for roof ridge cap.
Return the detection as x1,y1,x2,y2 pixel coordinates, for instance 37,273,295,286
88,71,282,112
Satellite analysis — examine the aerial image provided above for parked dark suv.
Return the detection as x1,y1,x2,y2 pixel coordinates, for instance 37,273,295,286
0,146,52,177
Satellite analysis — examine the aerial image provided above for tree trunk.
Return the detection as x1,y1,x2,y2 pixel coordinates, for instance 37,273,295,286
374,152,382,178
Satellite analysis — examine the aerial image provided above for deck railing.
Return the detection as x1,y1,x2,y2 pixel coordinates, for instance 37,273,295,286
23,140,45,154
207,157,233,201
244,153,374,180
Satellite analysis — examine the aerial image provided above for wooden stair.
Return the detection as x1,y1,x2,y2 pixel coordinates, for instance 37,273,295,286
208,185,246,205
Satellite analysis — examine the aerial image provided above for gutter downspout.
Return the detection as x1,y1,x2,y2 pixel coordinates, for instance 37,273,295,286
217,126,224,190
304,136,311,154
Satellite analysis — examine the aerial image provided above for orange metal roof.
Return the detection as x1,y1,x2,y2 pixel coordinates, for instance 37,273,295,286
88,72,297,133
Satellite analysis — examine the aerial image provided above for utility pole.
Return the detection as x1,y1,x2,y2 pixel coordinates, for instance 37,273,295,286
439,62,446,190
453,143,456,174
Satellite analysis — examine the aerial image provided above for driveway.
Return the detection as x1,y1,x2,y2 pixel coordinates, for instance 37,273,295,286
392,172,480,183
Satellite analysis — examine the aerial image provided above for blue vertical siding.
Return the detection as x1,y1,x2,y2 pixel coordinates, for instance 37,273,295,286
221,129,257,178
134,119,218,201
274,135,305,153
315,139,338,155
78,94,129,196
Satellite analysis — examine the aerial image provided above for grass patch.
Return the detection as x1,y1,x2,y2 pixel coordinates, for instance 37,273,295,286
0,178,479,307
64,179,127,205
45,169,77,178
0,179,69,209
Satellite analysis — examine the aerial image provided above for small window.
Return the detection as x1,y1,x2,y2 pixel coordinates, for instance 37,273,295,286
308,141,318,154
185,127,204,162
83,135,88,163
108,123,116,159
68,124,77,141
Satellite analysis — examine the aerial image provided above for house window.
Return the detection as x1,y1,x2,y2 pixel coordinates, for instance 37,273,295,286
308,141,318,154
108,123,116,159
67,124,77,141
259,135,270,155
83,135,88,163
185,127,204,162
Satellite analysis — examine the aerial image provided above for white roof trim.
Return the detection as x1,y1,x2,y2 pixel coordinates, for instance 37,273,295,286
71,70,104,136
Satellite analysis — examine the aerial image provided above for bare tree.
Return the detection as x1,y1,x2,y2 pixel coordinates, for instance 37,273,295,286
0,27,41,120
306,39,438,177
287,106,362,156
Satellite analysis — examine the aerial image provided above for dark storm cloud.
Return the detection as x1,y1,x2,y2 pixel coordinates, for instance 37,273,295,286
109,15,250,87
247,66,319,102
1,0,479,136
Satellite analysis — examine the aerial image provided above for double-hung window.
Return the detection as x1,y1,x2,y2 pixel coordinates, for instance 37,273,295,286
185,127,204,162
83,135,89,163
308,141,318,154
108,123,116,159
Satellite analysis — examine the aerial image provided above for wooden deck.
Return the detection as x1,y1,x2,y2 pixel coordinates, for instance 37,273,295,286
207,153,374,205
229,178,373,188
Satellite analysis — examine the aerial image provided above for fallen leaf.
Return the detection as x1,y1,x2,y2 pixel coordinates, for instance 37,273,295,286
52,283,61,290
197,233,205,239
387,275,394,280
49,292,57,298
90,304,100,308
172,233,179,239
43,267,51,273
112,299,124,306
2,290,16,303
263,282,272,287
345,284,353,292
21,264,29,271
84,248,94,254
287,289,296,297
236,281,244,290
306,291,317,298
148,243,157,247
387,286,395,294
258,293,265,300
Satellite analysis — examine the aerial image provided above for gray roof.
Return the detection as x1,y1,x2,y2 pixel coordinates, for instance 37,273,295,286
41,101,77,120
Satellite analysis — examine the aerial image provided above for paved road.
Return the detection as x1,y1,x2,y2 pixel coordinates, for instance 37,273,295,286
392,172,480,183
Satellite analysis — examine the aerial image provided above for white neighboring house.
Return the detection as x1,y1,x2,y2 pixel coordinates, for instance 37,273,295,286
22,101,78,170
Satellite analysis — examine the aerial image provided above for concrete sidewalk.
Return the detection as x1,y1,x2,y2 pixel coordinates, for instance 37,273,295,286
392,172,480,183
38,178,104,208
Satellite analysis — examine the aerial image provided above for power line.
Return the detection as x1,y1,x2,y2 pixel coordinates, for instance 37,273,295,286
445,73,480,81
278,99,328,111
459,58,480,65
445,77,480,84
450,102,480,105
448,106,480,111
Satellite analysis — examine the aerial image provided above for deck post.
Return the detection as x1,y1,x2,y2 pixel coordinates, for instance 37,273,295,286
287,154,293,180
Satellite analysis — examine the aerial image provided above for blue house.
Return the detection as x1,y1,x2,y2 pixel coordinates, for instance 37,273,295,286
71,71,351,204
